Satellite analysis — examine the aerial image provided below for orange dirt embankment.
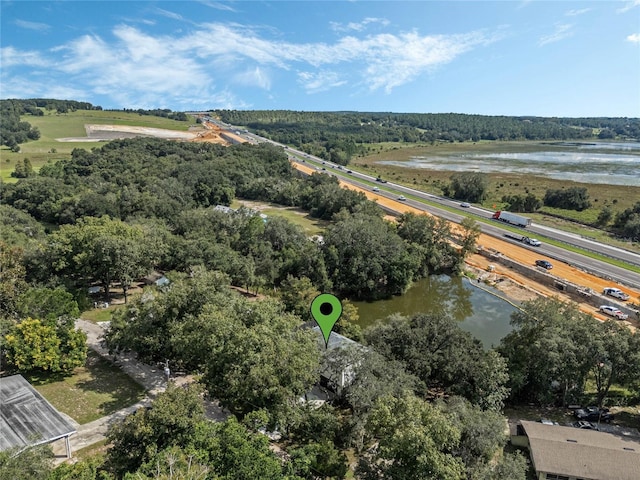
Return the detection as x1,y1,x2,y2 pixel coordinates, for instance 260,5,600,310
293,162,639,324
191,121,229,144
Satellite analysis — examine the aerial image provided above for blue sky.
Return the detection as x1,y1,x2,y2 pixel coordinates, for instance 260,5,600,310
1,1,639,116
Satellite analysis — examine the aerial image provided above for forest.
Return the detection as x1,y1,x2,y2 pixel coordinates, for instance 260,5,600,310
213,109,640,164
1,103,639,479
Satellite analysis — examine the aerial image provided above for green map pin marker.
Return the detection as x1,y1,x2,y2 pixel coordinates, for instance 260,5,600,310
311,293,342,348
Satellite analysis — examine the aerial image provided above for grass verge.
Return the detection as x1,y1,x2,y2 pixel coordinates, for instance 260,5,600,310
30,350,145,424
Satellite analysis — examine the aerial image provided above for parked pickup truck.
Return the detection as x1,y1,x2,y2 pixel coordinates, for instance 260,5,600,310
504,233,542,247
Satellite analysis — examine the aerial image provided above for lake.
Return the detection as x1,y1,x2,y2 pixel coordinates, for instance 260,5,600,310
378,142,640,186
352,275,518,349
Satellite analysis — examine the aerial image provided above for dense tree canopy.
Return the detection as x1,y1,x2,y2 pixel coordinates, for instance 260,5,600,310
498,298,640,406
364,313,510,411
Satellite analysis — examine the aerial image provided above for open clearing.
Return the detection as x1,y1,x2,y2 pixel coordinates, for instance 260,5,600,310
2,110,229,182
231,199,329,236
30,350,145,425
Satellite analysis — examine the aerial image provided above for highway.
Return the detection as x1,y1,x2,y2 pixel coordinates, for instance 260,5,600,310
219,122,640,290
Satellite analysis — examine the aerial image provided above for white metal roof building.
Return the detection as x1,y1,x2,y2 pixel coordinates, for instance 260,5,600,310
0,375,77,458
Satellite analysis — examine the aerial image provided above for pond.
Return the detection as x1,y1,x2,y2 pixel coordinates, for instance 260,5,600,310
352,275,518,349
378,144,640,186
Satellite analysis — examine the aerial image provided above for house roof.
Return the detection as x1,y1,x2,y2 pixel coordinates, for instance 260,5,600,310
520,420,640,480
311,325,359,351
0,375,76,451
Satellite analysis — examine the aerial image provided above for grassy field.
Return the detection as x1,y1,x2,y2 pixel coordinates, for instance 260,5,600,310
80,305,122,323
232,199,329,236
353,141,640,252
1,110,196,182
30,350,145,424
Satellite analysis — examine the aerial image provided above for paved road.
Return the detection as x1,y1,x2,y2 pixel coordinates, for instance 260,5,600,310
52,320,229,463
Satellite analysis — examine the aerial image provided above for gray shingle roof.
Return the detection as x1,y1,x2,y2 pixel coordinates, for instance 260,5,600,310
0,375,76,451
520,420,640,480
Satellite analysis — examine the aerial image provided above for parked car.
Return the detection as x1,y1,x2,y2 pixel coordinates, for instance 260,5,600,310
539,419,559,425
574,407,614,423
460,202,471,208
603,287,630,301
535,259,553,270
599,305,629,320
397,195,407,201
573,420,598,430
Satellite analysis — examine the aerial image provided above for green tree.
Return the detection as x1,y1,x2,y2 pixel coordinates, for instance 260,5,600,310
448,173,488,203
0,445,53,480
437,396,511,477
105,383,206,477
0,242,29,317
544,187,591,211
357,393,465,480
48,216,155,300
498,298,599,405
590,321,640,407
323,213,417,300
278,275,320,322
106,268,230,364
596,206,613,227
364,313,509,410
396,213,459,276
458,217,481,259
10,158,35,178
200,300,320,419
4,317,86,373
16,287,79,323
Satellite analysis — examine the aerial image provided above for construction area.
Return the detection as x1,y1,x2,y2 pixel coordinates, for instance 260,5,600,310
55,116,245,145
55,120,639,328
293,161,640,329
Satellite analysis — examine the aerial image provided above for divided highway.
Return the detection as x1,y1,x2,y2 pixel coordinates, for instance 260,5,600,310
220,123,640,290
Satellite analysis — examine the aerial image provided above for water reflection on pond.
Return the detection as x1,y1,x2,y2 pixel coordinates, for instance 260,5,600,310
352,275,517,349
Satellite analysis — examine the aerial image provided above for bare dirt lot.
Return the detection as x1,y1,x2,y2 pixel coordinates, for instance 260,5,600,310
56,121,230,145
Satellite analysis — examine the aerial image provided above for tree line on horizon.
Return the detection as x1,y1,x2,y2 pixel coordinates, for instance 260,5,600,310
213,109,640,164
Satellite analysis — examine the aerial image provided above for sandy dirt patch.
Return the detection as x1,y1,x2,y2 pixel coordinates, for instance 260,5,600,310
56,122,230,145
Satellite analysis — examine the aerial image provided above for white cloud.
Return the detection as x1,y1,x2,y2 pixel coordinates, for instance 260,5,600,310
330,17,390,33
234,66,272,90
538,24,573,46
1,46,49,67
627,33,640,43
1,21,499,107
617,0,640,13
154,8,185,21
298,71,347,93
197,0,238,12
14,19,51,31
565,8,591,16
